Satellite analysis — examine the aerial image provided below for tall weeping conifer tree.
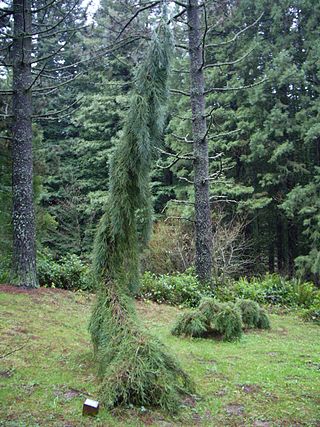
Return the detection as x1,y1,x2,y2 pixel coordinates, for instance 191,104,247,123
88,14,193,412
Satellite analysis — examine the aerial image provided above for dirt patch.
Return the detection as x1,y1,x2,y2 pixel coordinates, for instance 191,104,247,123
238,384,261,394
0,369,14,378
225,403,245,416
181,395,197,408
306,361,320,371
213,388,227,397
253,421,271,427
54,387,92,401
0,284,68,296
190,353,217,365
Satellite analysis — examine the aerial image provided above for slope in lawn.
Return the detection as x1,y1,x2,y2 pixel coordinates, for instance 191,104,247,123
0,285,319,426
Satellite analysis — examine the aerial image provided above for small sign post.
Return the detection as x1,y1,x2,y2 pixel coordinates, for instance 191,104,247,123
82,398,99,416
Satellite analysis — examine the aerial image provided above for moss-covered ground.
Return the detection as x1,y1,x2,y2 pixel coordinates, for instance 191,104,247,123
0,285,319,426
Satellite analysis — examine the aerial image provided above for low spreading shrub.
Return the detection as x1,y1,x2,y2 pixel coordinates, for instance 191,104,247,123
235,299,260,329
171,311,208,337
257,307,271,329
37,252,92,291
171,297,268,342
214,303,243,341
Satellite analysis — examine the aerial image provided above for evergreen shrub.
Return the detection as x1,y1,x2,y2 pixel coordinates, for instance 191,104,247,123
257,307,271,329
235,299,260,329
172,298,244,342
171,310,208,337
213,303,243,341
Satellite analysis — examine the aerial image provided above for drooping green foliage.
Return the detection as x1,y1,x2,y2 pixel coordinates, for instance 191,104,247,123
92,20,173,292
171,310,208,338
235,299,261,329
89,18,193,412
257,307,271,330
172,297,270,341
214,303,243,341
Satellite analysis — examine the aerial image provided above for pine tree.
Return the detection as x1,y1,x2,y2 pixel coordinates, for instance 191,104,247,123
88,18,193,411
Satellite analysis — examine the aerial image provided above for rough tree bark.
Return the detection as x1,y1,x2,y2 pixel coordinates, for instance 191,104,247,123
187,0,213,283
11,0,37,287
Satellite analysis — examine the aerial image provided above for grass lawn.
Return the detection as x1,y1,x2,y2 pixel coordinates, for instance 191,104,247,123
0,286,319,426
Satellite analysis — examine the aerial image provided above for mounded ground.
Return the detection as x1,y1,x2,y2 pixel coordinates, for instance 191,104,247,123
0,285,319,426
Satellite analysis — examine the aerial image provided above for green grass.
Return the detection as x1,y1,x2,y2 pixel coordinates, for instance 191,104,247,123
0,286,319,426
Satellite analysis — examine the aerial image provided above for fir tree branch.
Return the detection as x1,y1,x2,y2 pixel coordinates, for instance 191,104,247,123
30,32,76,64
156,147,194,160
172,1,188,7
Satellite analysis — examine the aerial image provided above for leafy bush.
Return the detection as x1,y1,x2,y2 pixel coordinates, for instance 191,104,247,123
140,271,319,325
0,257,10,284
139,270,213,307
223,274,319,309
300,293,320,324
37,252,92,291
171,311,208,337
235,299,260,329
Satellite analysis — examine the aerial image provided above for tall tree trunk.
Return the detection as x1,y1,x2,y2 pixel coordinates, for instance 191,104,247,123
187,0,213,283
11,0,37,287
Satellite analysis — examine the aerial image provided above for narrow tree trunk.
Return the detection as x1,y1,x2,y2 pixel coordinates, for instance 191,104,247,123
11,0,37,287
187,0,213,283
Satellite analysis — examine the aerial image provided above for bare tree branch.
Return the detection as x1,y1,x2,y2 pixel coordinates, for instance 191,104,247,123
204,47,255,69
206,12,264,49
115,1,161,42
205,77,267,95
